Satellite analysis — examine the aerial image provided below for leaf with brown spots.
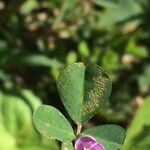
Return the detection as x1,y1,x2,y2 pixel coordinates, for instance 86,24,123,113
57,62,112,124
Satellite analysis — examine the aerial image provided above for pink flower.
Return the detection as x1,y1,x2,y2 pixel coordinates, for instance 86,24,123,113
75,136,105,150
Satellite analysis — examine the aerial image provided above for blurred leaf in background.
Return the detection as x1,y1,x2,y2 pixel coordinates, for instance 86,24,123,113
94,0,142,27
122,96,150,150
138,65,150,94
0,89,59,150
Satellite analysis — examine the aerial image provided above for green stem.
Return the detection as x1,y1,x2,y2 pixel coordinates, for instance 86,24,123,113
77,124,82,136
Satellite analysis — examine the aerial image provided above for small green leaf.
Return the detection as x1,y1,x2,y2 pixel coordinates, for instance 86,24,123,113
33,105,75,142
16,54,63,68
2,52,63,68
81,125,125,150
78,41,90,58
126,38,148,58
57,62,112,124
20,0,38,14
102,49,119,72
66,51,77,64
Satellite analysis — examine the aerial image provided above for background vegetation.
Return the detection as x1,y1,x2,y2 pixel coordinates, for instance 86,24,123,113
0,0,150,149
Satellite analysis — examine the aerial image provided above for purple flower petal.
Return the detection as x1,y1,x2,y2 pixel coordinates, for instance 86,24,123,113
90,143,105,150
75,135,105,150
75,136,96,150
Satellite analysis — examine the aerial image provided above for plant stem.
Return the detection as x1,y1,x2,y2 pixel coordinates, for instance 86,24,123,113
77,124,82,136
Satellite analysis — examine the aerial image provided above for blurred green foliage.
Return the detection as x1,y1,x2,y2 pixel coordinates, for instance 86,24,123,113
122,96,150,150
0,89,59,150
0,0,150,149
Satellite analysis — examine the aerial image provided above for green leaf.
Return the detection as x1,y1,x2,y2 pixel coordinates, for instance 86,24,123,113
126,38,148,58
78,41,90,58
57,62,112,124
0,91,59,150
66,51,77,64
98,0,142,27
138,65,150,93
102,49,119,72
16,54,63,68
61,141,74,150
33,105,75,142
1,52,63,68
122,96,150,150
94,0,118,8
19,89,41,110
81,125,126,150
20,0,38,14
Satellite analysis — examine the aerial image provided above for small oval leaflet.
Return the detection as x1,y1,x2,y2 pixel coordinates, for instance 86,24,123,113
57,62,112,123
33,105,75,142
81,125,126,150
